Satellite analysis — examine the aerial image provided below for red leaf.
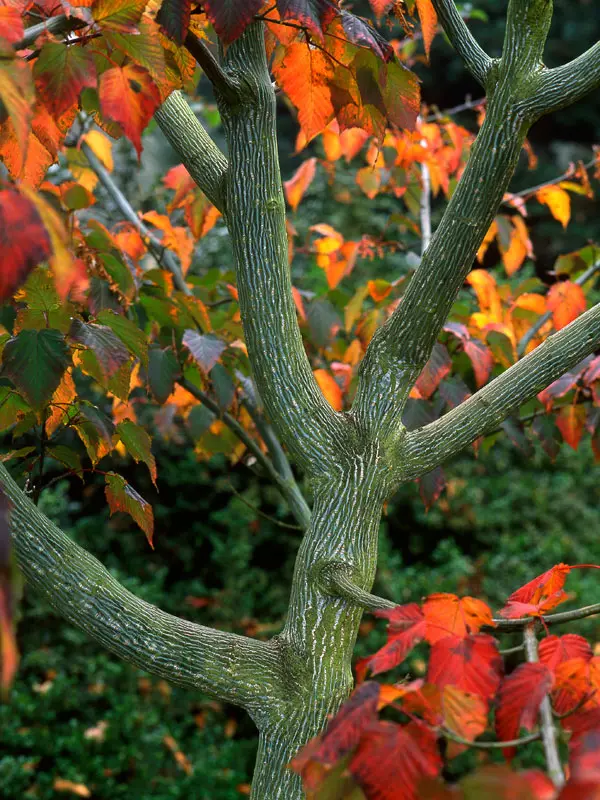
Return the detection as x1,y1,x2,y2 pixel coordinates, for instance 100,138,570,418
418,466,446,511
498,563,572,620
341,10,394,62
277,0,339,40
0,189,51,299
203,0,263,43
540,634,593,673
538,370,580,410
350,720,442,800
33,42,97,118
547,281,586,330
291,681,379,787
427,634,503,703
569,729,600,783
357,604,426,679
99,64,161,157
105,472,154,546
414,343,452,399
463,338,493,387
423,594,494,644
495,663,553,757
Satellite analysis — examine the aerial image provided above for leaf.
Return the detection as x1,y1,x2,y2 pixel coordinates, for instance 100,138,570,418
418,466,446,511
99,64,161,157
96,310,148,369
536,185,571,228
350,721,442,799
148,346,180,404
92,0,146,32
415,0,438,61
414,343,452,399
105,472,154,546
556,405,586,450
427,634,503,703
0,189,52,300
547,281,586,330
116,419,157,486
423,594,494,644
501,216,533,275
356,604,426,679
53,778,91,797
0,388,31,434
291,682,380,788
495,663,553,757
340,12,394,62
498,563,572,619
156,0,191,44
284,157,317,211
0,7,24,44
182,331,227,373
313,369,343,411
69,319,130,381
0,44,33,161
73,402,115,465
33,42,97,117
274,41,335,141
203,0,263,42
539,634,593,673
277,0,338,40
442,685,488,744
47,445,83,477
2,329,70,410
538,370,580,410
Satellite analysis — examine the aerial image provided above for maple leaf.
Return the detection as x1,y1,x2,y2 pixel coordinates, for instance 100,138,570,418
553,657,600,716
357,604,426,680
274,41,335,141
442,685,488,745
33,42,97,118
203,0,263,43
547,281,586,330
495,662,553,757
427,634,503,703
0,189,52,300
556,405,586,450
156,0,192,44
536,185,571,228
99,64,161,157
539,634,593,673
277,0,339,40
350,720,442,800
418,466,446,511
105,472,154,546
498,563,572,619
415,0,438,61
423,593,494,644
284,157,317,211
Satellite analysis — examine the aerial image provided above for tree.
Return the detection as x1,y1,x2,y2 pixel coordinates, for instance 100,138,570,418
1,0,600,797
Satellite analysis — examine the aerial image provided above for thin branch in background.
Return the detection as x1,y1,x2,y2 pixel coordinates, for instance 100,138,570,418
419,122,432,255
424,96,486,122
498,643,525,655
442,727,541,749
225,479,303,531
517,259,600,357
512,156,597,200
523,622,565,788
80,140,191,295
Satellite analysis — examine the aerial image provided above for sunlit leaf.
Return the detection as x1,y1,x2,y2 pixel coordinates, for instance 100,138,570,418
99,64,161,157
423,594,494,643
116,419,157,486
105,472,154,545
284,157,317,211
2,328,70,410
547,281,586,330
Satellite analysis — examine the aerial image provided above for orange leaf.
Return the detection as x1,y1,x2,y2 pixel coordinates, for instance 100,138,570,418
477,220,498,263
495,663,553,758
423,593,494,644
498,563,572,619
501,215,533,275
547,281,586,330
99,64,161,157
284,157,317,211
367,279,392,302
556,404,586,450
415,0,438,61
273,42,335,141
313,369,342,410
442,685,488,744
536,185,571,228
467,269,502,322
0,587,19,697
539,634,593,673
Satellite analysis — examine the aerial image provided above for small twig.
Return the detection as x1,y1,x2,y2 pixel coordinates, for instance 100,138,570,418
499,643,525,655
523,623,565,788
15,14,84,50
80,140,191,295
517,259,600,357
552,693,594,721
490,602,600,632
184,33,240,104
424,96,486,122
225,479,302,530
321,563,396,611
442,727,541,749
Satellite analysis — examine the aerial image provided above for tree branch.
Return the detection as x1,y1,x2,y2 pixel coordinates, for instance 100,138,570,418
80,140,190,295
490,603,600,632
214,24,348,473
179,378,309,529
530,41,600,118
154,91,228,213
0,463,281,711
184,33,240,104
523,623,565,788
401,301,600,479
319,562,396,611
430,0,492,86
15,14,83,50
442,727,541,749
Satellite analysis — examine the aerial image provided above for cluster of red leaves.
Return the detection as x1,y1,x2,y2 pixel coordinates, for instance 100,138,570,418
292,564,600,800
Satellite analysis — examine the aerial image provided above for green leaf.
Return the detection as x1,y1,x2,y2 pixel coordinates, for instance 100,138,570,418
0,388,31,433
97,309,148,368
70,318,130,380
148,346,180,404
33,40,97,117
116,419,157,486
105,472,154,546
187,404,215,440
98,252,135,300
2,329,70,410
0,446,36,463
47,445,83,477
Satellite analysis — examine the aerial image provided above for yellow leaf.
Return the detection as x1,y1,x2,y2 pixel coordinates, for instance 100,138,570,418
536,185,571,228
83,129,114,172
501,216,532,275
